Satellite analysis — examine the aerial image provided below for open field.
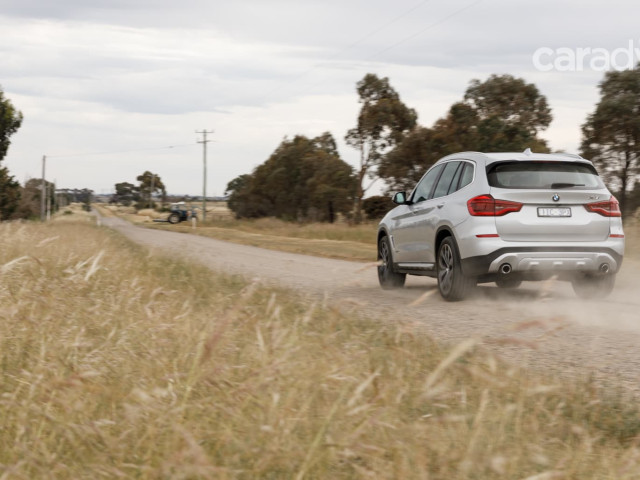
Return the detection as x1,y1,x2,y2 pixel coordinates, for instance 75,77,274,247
2,220,640,478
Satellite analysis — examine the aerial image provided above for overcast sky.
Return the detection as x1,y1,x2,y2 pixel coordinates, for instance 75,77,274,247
2,0,640,196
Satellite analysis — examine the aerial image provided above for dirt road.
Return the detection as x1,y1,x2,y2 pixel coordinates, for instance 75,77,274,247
101,215,640,390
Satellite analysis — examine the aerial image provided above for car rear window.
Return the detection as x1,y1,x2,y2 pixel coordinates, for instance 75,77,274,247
487,161,604,189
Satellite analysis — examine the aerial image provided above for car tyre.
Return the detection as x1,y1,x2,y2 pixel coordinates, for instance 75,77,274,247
571,273,615,299
437,236,476,301
168,213,181,224
377,236,406,290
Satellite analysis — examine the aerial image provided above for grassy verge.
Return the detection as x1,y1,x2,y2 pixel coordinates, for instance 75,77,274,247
148,222,377,262
1,220,640,478
96,205,378,262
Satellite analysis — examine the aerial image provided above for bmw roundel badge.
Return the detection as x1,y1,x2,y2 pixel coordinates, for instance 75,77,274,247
552,194,560,202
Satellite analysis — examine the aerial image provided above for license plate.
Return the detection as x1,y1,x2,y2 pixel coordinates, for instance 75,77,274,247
538,207,571,217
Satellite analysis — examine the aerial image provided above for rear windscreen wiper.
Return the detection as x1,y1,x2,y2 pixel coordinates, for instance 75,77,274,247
550,183,585,188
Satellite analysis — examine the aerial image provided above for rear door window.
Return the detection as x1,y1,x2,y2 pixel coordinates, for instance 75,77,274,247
487,161,604,189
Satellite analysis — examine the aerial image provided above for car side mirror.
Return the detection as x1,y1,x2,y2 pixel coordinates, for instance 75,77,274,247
392,192,409,205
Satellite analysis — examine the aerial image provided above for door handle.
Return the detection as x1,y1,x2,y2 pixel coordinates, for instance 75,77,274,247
437,203,445,209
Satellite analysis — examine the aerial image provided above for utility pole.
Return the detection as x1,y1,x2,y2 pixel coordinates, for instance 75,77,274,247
196,129,214,223
46,182,51,221
41,155,46,222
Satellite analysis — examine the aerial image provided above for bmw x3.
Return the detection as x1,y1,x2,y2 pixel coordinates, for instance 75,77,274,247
377,149,625,301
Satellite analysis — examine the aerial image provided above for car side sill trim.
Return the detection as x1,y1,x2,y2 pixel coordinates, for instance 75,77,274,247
397,263,435,270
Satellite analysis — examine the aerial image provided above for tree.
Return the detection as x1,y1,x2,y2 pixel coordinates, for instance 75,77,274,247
113,182,138,206
379,74,552,193
1,86,23,162
135,171,166,209
226,133,357,221
629,181,640,216
304,149,356,222
580,66,640,218
10,178,55,220
378,126,445,192
0,167,21,220
346,74,417,222
225,174,258,219
464,74,552,150
0,86,23,220
362,195,393,220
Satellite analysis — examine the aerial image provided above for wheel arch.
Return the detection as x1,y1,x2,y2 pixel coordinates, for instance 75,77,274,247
435,226,455,256
377,228,390,259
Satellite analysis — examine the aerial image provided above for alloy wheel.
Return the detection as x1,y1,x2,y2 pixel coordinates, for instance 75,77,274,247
438,243,454,294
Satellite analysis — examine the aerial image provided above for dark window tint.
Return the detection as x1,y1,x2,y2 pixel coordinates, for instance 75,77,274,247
487,161,603,189
458,163,474,189
433,162,460,199
447,162,464,195
412,164,443,203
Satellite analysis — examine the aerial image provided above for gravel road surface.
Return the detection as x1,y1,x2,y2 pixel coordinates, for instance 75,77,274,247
101,215,640,390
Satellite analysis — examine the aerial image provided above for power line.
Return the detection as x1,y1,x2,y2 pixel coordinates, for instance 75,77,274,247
363,0,485,62
47,142,198,159
265,0,436,97
279,0,486,99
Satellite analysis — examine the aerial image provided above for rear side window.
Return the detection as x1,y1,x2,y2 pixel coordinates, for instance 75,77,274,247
432,162,460,199
487,161,604,189
458,163,474,190
447,162,464,195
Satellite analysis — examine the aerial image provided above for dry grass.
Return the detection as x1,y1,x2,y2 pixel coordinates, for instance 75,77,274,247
2,220,640,478
97,204,378,262
148,222,377,262
52,203,96,223
200,217,378,245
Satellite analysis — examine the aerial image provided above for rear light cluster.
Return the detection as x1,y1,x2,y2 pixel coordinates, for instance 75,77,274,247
584,196,622,217
468,194,622,218
467,194,523,216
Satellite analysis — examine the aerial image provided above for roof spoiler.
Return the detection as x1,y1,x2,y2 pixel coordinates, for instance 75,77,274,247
523,148,584,160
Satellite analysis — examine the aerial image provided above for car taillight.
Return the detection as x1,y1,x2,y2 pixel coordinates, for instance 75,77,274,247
584,196,622,217
467,194,523,216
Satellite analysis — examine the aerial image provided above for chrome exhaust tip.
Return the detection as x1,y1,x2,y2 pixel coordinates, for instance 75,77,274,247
500,263,512,275
599,263,610,274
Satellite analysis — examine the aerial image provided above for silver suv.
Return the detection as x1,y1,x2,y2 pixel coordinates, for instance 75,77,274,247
377,150,625,301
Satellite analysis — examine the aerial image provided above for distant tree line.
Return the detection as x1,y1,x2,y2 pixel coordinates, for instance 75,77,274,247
227,68,640,222
227,73,554,222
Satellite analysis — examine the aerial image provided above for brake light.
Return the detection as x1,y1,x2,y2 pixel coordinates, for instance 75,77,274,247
584,196,622,217
467,194,523,216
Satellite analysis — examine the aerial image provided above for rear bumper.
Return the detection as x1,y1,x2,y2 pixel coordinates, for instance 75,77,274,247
461,246,624,277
